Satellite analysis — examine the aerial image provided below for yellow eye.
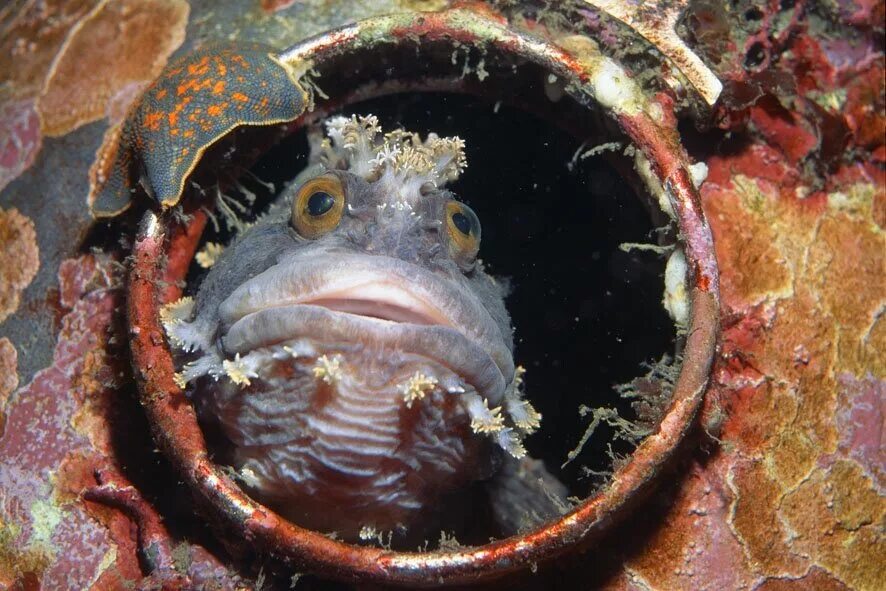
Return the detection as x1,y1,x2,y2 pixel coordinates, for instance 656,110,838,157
291,174,345,239
445,200,481,262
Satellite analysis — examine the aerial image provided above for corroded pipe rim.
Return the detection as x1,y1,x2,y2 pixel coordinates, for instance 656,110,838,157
128,6,720,586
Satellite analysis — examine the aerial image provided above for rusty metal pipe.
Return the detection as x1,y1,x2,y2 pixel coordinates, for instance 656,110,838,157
128,6,719,586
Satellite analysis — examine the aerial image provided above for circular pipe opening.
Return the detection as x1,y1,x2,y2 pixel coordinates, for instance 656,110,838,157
128,7,719,586
189,90,675,540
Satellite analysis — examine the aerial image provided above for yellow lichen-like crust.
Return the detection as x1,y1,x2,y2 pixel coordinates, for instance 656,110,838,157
712,175,884,589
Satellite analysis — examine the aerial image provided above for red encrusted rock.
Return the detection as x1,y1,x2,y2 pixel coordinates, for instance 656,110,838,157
0,255,124,587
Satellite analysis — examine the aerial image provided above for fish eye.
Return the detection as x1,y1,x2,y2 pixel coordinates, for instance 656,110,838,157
292,174,345,239
306,191,335,216
445,200,481,263
451,211,472,235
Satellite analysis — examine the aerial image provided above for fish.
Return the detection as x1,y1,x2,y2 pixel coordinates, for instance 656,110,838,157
162,115,567,541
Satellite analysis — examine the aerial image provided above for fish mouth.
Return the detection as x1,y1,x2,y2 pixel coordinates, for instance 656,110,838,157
298,282,451,326
217,253,514,403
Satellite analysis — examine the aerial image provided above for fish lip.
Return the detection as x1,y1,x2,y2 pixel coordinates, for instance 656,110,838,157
217,252,515,382
221,304,509,404
291,283,452,327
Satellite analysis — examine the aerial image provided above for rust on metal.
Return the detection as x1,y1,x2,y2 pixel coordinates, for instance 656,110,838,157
82,468,190,588
127,6,721,586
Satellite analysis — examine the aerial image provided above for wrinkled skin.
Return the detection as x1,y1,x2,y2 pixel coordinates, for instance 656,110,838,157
171,122,565,540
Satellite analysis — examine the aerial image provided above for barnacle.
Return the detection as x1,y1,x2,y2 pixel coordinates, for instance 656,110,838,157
663,248,689,329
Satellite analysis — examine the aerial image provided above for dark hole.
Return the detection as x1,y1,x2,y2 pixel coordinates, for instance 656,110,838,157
745,41,767,69
780,0,795,10
744,7,764,21
360,95,674,497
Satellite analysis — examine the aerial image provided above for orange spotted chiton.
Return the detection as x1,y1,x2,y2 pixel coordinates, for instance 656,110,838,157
89,42,311,217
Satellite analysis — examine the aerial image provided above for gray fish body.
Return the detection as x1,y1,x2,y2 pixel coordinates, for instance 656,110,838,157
168,116,564,539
